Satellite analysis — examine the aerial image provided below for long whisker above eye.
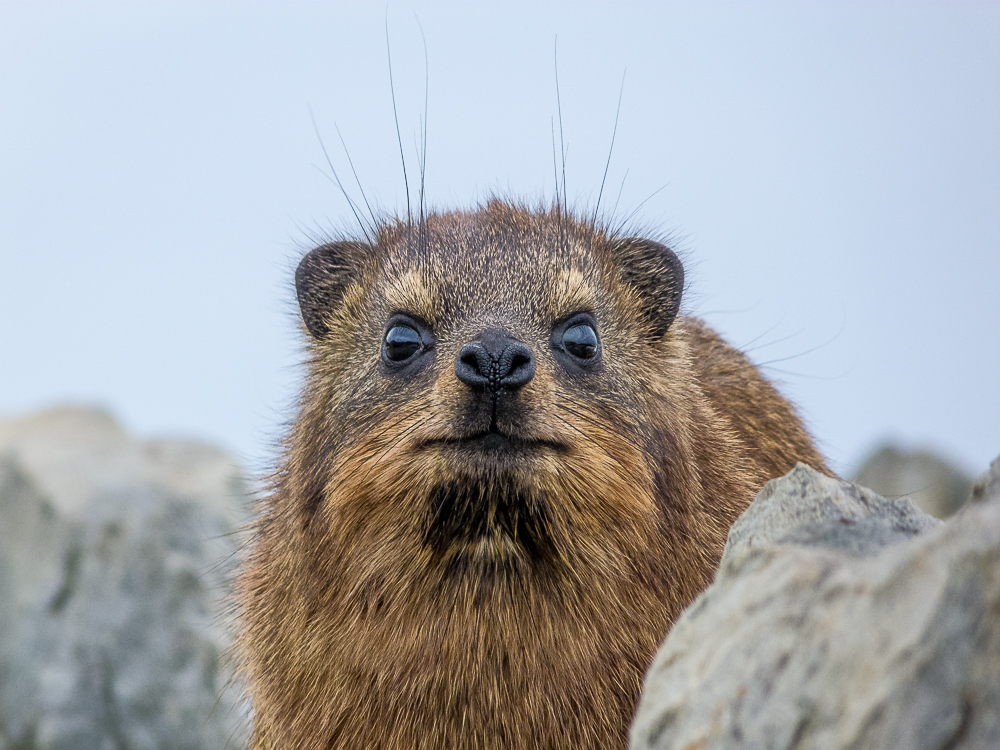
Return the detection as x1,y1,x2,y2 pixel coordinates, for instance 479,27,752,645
554,36,567,214
334,124,378,234
308,108,375,245
592,69,626,228
385,9,411,228
415,12,429,236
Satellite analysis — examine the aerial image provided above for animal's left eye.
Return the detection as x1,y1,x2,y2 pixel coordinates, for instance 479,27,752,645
383,325,422,362
561,324,599,360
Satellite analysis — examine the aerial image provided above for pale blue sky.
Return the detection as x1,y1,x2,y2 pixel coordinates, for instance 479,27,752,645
2,2,998,477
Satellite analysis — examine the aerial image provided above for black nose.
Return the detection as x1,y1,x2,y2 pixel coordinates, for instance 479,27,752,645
455,329,535,392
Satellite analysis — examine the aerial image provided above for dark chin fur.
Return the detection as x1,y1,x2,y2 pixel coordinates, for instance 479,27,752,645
423,477,557,579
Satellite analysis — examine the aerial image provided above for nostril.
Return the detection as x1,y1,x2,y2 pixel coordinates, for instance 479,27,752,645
459,348,481,372
510,351,531,369
500,343,535,389
455,343,491,389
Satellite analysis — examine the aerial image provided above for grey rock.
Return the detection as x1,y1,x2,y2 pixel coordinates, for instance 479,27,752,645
631,460,1000,750
0,407,251,750
852,443,973,518
724,464,941,559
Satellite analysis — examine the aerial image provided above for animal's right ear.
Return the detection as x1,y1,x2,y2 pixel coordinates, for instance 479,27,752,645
610,238,685,340
295,242,362,339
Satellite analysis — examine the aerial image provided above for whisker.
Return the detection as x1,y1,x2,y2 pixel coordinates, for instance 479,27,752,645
321,409,430,505
727,313,787,351
554,36,567,213
754,317,846,367
334,124,378,233
385,9,411,226
614,182,669,236
358,403,429,449
551,117,561,209
308,107,374,244
758,363,856,381
741,326,807,355
359,412,433,485
593,69,626,228
551,406,644,485
610,168,629,228
554,395,647,457
415,12,429,236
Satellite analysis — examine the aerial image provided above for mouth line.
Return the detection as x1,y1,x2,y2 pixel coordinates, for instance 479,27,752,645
423,431,567,454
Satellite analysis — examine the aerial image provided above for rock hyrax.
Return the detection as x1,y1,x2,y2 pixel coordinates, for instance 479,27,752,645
237,200,829,750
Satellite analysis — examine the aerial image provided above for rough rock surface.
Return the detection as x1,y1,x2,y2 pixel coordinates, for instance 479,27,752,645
631,459,1000,750
852,443,972,518
0,407,250,750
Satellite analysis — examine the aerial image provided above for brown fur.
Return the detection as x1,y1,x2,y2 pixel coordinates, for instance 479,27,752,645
236,201,829,750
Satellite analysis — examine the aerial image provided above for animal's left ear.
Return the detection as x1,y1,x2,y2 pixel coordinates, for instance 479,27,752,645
612,239,685,339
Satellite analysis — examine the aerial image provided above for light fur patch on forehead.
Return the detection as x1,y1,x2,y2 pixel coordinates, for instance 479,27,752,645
549,267,598,319
383,270,437,324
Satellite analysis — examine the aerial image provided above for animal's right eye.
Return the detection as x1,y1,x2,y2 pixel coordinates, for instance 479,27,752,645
383,325,422,362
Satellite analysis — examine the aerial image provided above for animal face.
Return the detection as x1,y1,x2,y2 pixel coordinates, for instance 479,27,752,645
293,201,684,580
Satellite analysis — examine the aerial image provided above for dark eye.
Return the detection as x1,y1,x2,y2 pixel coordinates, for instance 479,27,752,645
384,325,422,362
562,324,599,359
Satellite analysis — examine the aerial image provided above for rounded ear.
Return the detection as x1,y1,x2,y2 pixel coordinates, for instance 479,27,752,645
295,241,365,339
613,239,685,339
